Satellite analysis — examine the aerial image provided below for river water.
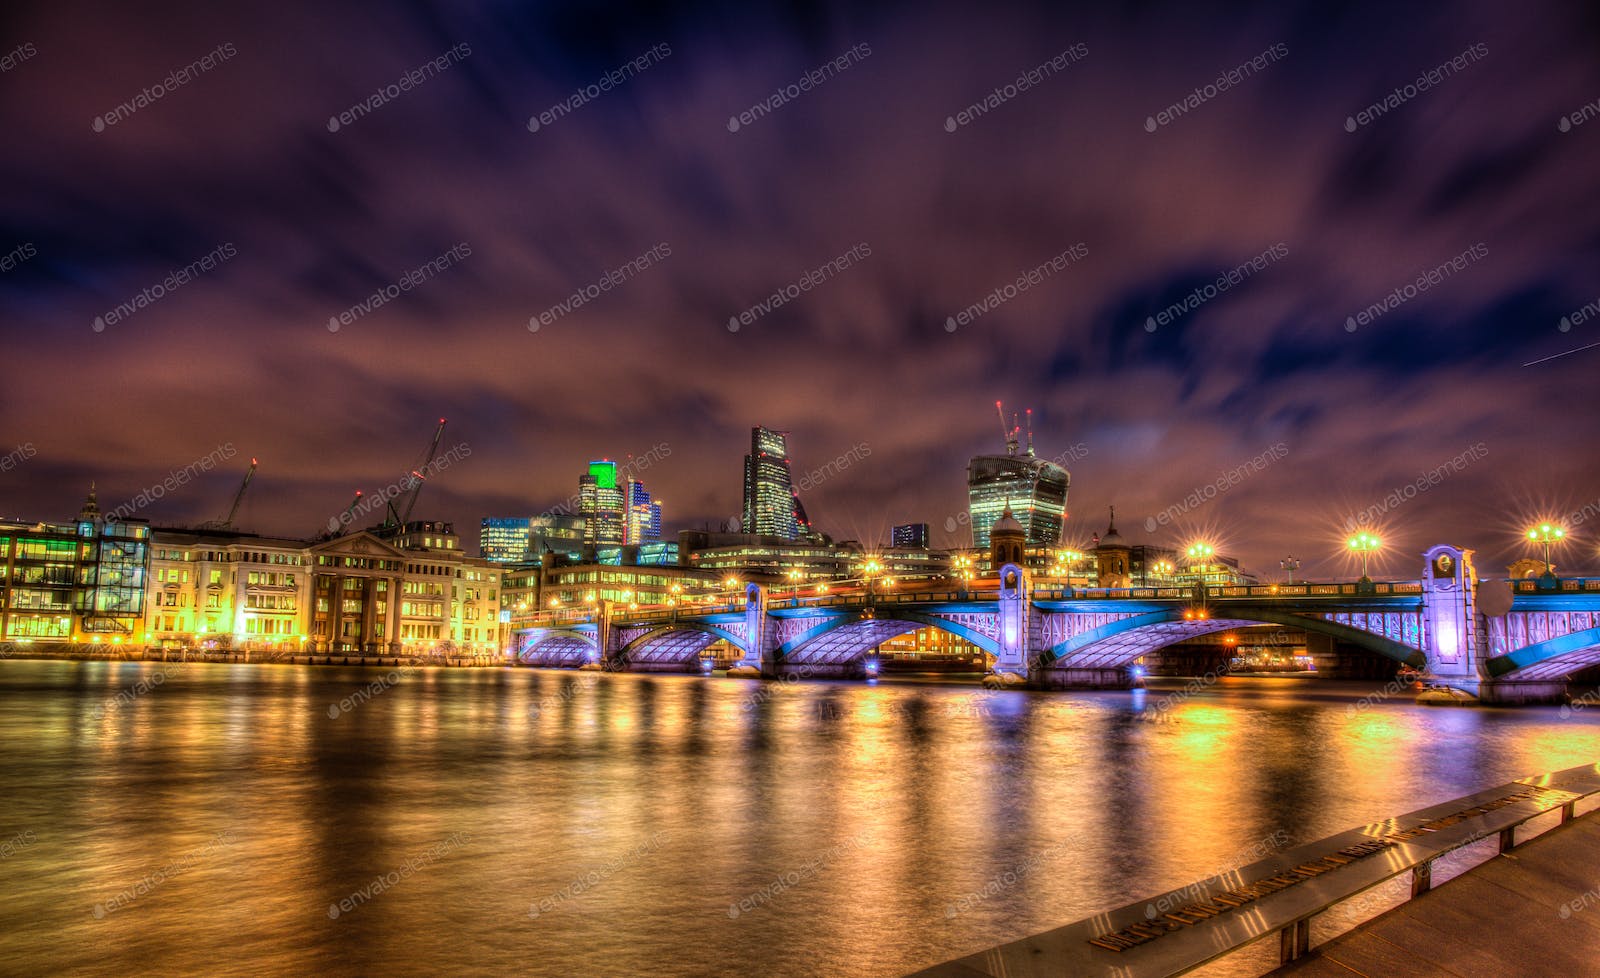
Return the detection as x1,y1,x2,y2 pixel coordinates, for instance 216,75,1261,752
0,660,1595,977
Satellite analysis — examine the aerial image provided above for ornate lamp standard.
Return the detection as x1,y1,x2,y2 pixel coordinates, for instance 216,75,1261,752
1347,533,1380,592
1526,523,1566,586
1280,554,1300,585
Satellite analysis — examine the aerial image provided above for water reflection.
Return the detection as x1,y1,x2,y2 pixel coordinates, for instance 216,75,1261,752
0,661,1595,977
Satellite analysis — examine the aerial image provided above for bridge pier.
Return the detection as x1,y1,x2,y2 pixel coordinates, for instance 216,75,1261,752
1031,665,1140,690
1474,678,1568,705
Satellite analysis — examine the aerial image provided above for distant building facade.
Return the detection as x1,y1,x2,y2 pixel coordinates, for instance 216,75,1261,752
892,523,930,549
741,426,818,542
0,487,150,644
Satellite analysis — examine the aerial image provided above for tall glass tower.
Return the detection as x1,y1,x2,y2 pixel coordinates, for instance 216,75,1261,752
741,426,805,540
966,421,1070,549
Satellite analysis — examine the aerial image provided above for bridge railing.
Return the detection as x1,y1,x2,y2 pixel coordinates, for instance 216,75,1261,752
1030,580,1424,601
910,762,1600,978
1510,576,1600,593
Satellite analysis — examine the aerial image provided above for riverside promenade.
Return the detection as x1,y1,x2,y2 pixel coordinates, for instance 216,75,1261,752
1272,807,1600,976
908,764,1600,978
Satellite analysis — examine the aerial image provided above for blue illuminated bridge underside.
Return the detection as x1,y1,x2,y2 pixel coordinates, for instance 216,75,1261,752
512,570,1600,693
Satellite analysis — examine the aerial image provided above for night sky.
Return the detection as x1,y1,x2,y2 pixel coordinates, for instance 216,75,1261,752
2,1,1598,580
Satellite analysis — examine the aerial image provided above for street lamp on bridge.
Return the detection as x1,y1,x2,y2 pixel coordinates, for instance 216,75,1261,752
1526,523,1566,582
1347,533,1380,584
1280,554,1301,585
1186,543,1215,580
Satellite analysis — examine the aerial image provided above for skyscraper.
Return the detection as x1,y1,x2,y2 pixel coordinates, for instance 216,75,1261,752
580,460,625,547
741,426,809,540
966,407,1070,548
624,477,663,544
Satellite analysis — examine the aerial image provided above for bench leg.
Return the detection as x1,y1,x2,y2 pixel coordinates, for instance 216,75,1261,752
1279,919,1311,964
1499,827,1516,853
1562,801,1576,823
1412,859,1434,897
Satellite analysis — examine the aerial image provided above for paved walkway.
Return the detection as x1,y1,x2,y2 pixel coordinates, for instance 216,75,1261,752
1274,811,1600,977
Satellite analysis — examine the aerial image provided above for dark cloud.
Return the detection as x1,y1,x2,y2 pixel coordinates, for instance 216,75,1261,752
1,0,1598,578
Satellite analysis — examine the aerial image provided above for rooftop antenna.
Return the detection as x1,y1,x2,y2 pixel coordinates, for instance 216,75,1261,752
1025,409,1035,456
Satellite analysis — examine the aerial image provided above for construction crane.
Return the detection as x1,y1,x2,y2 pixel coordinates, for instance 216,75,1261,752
995,401,1020,456
322,489,363,538
383,418,448,531
199,457,257,530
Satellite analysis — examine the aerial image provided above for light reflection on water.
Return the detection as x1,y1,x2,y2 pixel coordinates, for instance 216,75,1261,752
0,660,1595,977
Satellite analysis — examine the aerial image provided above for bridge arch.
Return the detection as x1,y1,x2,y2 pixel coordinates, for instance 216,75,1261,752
517,628,598,667
1046,606,1426,671
782,610,1001,667
618,622,746,667
1486,625,1600,682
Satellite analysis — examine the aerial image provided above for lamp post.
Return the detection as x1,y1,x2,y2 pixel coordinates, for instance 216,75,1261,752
1347,533,1380,584
1186,543,1215,580
1526,523,1566,581
785,568,804,600
669,583,682,623
1280,554,1300,585
1151,559,1175,587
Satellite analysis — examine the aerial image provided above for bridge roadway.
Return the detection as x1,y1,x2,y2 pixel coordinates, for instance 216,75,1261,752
511,547,1600,703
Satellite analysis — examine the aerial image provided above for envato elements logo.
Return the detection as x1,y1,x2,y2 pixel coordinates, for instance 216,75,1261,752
1559,689,1600,719
1143,830,1293,919
93,661,191,720
0,829,36,861
1141,660,1242,722
92,43,236,132
1558,884,1600,920
946,243,1088,332
1145,242,1287,332
528,242,670,332
527,832,667,918
327,666,419,718
1,241,36,273
1344,242,1487,332
947,840,1075,918
0,41,37,73
328,42,470,132
1343,442,1488,532
529,672,599,719
93,830,234,919
730,43,871,132
329,832,470,919
1347,674,1417,714
727,833,868,918
539,442,671,520
0,442,36,475
327,442,471,534
1566,497,1600,530
1145,43,1287,132
1560,293,1599,333
727,243,871,332
93,243,237,332
1557,96,1600,133
1144,442,1288,531
105,443,237,521
794,442,872,493
328,243,471,332
1345,43,1488,132
529,43,671,132
944,42,1087,132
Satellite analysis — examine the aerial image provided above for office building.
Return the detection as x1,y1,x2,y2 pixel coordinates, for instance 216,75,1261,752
966,415,1070,549
741,426,814,541
580,460,625,547
624,478,663,545
0,486,150,643
892,523,930,549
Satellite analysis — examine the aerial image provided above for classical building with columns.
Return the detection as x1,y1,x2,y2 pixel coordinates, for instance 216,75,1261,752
145,524,501,656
